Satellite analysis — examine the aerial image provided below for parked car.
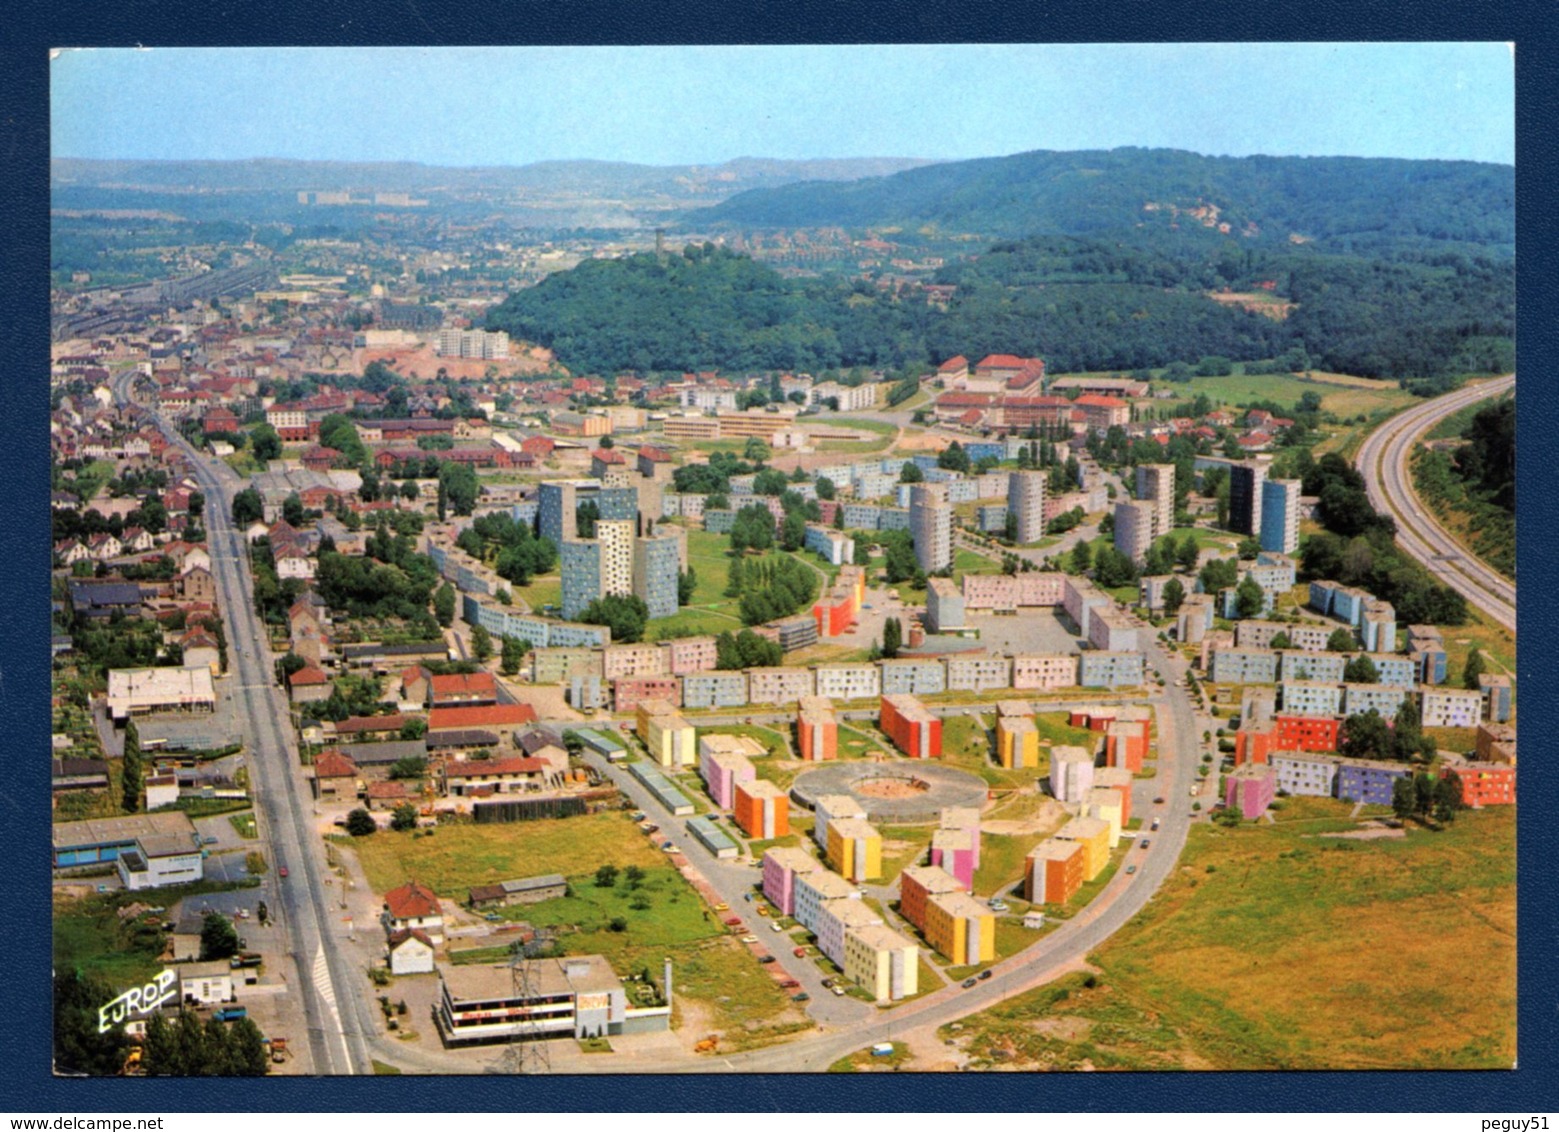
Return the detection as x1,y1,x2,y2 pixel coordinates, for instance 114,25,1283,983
770,922,785,932
832,985,846,996
740,935,759,944
724,916,743,927
1153,797,1165,805
1150,818,1161,831
743,892,754,902
793,947,808,957
1140,838,1151,848
278,866,288,878
961,978,977,989
1126,865,1137,875
779,979,800,989
756,905,770,916
758,955,777,965
791,993,810,1003
713,903,729,912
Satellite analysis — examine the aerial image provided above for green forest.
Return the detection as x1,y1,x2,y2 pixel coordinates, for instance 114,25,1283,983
1411,398,1515,577
486,233,1512,386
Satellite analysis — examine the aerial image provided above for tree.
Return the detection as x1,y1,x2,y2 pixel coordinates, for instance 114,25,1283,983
345,808,377,837
1343,654,1379,684
390,803,419,832
578,594,649,643
1162,577,1185,616
500,634,524,677
1339,711,1393,762
743,437,770,464
1391,776,1416,821
121,719,143,813
882,616,902,659
624,864,645,889
938,441,970,473
714,631,744,670
389,755,428,780
200,911,241,961
439,462,480,516
282,492,305,527
595,864,620,888
54,969,132,1076
1269,631,1292,650
433,582,456,628
780,511,807,552
1176,535,1201,572
1198,557,1239,593
1326,628,1357,652
250,423,282,462
231,487,264,526
1433,772,1464,823
677,567,697,605
1070,539,1092,574
729,504,777,554
470,624,493,661
899,461,923,484
1462,648,1486,690
815,476,836,500
1234,575,1266,619
399,717,428,741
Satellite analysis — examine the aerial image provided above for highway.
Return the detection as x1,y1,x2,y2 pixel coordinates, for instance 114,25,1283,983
1356,375,1515,631
116,375,377,1076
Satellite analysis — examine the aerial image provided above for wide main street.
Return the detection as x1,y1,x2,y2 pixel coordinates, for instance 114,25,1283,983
1356,374,1515,631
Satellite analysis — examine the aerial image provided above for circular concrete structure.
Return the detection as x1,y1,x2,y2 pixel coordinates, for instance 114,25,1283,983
790,760,988,824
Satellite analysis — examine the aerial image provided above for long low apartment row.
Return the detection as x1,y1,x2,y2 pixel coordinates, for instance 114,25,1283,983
559,649,1148,712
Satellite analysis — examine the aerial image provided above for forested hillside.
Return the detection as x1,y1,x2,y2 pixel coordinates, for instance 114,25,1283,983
696,147,1514,256
487,234,1513,384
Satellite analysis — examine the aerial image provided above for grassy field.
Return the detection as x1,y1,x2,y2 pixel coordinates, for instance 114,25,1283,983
1438,607,1516,684
53,891,168,986
944,807,1515,1070
645,529,769,638
669,936,813,1051
505,574,562,613
818,417,898,454
351,813,666,895
954,547,1003,575
878,824,937,885
973,829,1053,899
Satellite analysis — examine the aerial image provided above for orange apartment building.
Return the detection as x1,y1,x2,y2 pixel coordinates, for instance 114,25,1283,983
1026,838,1085,906
796,696,838,760
899,864,966,933
733,779,790,839
1236,714,1343,766
1105,717,1150,772
1447,761,1516,807
880,694,941,759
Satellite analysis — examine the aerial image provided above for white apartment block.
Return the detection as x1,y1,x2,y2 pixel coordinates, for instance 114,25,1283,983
1420,686,1483,728
1050,745,1097,803
1280,681,1344,717
813,664,882,701
598,519,635,598
1135,463,1175,538
746,666,815,705
1012,654,1078,690
1113,499,1155,566
943,655,1013,692
602,643,669,681
1008,471,1048,543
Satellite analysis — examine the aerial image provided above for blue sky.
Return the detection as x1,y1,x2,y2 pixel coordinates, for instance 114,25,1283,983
50,43,1515,167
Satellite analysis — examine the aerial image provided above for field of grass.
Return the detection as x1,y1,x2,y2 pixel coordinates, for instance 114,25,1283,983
945,807,1515,1070
1438,607,1516,684
877,824,936,885
973,830,1052,899
227,812,258,839
351,812,666,896
668,936,812,1051
954,547,1003,575
829,1041,912,1071
818,417,898,454
53,891,168,986
837,723,891,759
500,867,721,957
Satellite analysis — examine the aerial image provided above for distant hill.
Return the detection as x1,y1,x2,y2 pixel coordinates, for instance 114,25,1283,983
693,147,1515,256
50,155,937,202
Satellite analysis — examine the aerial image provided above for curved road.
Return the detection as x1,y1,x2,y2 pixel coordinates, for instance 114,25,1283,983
1355,375,1515,631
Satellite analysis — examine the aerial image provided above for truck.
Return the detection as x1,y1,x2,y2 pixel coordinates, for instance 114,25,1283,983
229,952,263,969
871,1043,895,1057
212,1006,247,1022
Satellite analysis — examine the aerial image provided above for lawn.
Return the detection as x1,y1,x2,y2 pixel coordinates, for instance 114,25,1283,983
53,891,169,986
818,417,898,454
1438,607,1516,684
504,574,562,614
500,866,723,962
666,936,813,1052
877,824,936,884
973,829,1058,900
228,812,258,839
954,547,1003,575
837,723,892,759
938,712,1047,790
350,812,666,896
944,807,1515,1070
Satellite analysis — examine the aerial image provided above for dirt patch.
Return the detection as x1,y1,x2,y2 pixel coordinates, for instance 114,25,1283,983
1311,827,1406,841
983,798,1068,836
1029,1015,1094,1041
856,774,933,799
352,344,553,381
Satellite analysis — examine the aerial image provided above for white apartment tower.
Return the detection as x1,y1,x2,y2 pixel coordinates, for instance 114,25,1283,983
1008,471,1048,544
909,483,952,573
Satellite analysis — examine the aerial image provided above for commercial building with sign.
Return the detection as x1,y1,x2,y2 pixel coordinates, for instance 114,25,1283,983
435,956,669,1044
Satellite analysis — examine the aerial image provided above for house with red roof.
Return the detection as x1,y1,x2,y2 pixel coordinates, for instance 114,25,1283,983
933,392,996,423
288,665,332,705
366,780,411,812
312,750,359,799
429,671,499,708
427,703,538,734
1073,394,1130,430
382,882,444,944
443,756,553,797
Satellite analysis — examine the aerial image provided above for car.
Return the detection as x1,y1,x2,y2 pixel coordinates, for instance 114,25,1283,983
743,892,754,902
484,913,502,922
631,812,645,821
713,903,729,912
1140,838,1151,848
1150,819,1161,831
1153,797,1165,805
979,970,993,980
961,978,978,989
770,921,785,932
1189,786,1199,797
988,900,1008,912
235,909,249,919
278,866,288,878
820,978,834,989
724,916,743,927
740,935,759,944
758,955,777,965
791,993,810,1003
662,841,675,850
1126,865,1137,875
756,905,770,916
202,835,219,845
779,979,800,989
793,947,808,957
832,985,847,996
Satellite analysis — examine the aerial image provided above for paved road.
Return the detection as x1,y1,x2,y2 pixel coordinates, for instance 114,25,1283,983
118,374,379,1075
1355,375,1515,631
